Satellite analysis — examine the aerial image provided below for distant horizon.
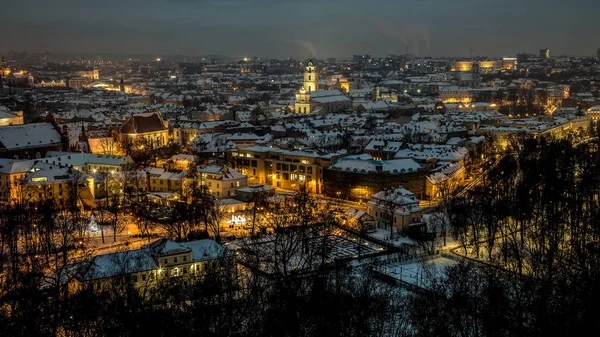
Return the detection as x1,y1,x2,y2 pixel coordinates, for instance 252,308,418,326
0,49,596,62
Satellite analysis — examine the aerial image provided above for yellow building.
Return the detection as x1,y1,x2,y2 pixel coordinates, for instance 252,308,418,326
143,167,186,193
37,79,67,88
21,164,95,208
439,86,474,103
197,165,248,199
0,56,10,77
587,106,600,121
425,163,466,200
450,58,516,72
0,159,36,202
0,108,24,126
228,146,342,194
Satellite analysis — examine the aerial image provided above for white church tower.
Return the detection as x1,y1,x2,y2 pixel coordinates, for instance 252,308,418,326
303,59,318,92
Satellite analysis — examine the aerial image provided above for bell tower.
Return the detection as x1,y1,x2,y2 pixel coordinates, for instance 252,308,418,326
303,60,318,92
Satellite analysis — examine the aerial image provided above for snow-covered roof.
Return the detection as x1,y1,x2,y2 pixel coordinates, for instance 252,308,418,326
0,159,36,174
0,122,62,150
143,167,186,180
330,157,422,175
198,165,246,180
44,151,131,167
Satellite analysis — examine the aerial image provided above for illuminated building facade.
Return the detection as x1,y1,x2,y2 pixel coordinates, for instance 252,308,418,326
197,165,248,199
121,112,170,150
37,79,67,88
228,147,341,194
450,58,516,72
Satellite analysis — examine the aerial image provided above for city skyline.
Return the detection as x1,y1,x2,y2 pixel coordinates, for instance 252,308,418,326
2,0,599,59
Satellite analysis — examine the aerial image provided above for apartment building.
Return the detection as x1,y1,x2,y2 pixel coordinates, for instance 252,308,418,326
228,146,342,194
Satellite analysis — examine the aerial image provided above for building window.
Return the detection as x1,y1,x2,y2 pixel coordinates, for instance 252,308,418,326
164,258,168,265
236,181,240,187
174,257,178,263
183,255,187,262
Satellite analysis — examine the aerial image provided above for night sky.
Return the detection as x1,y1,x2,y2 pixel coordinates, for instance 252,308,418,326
2,0,599,58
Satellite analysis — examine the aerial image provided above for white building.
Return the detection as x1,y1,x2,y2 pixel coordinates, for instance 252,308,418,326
367,188,423,234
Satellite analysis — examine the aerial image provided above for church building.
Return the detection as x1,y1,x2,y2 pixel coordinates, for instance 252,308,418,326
295,60,352,114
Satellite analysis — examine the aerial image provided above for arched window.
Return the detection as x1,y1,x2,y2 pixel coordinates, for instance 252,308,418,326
308,75,311,81
35,152,41,159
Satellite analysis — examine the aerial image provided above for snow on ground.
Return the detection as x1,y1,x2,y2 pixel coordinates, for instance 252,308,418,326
367,228,416,247
378,256,457,289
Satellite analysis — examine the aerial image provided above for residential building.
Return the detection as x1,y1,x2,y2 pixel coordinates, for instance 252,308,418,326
143,167,186,194
587,106,600,121
43,151,134,174
67,238,233,293
0,159,35,202
20,163,95,208
323,155,426,201
366,188,423,234
228,146,342,194
425,162,466,200
197,165,247,198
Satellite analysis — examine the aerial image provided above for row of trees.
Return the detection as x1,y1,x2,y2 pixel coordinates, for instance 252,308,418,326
423,135,600,335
